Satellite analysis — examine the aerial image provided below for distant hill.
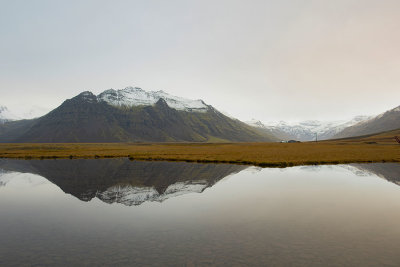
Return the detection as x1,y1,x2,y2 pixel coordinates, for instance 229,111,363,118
0,87,277,143
245,119,294,140
334,105,400,139
246,116,370,141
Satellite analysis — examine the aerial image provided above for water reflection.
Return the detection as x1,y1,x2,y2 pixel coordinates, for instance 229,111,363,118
296,163,400,186
1,161,400,266
0,159,246,206
349,163,400,185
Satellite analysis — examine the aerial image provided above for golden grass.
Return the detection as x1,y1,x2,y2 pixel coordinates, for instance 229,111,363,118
331,128,400,144
0,139,399,167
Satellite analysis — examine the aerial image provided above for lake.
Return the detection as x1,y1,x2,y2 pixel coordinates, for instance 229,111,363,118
1,159,400,266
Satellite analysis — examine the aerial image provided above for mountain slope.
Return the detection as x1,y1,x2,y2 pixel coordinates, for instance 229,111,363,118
0,88,276,143
334,106,400,139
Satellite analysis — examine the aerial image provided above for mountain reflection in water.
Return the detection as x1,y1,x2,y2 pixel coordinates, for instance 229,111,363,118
0,159,246,206
349,163,400,186
1,160,399,205
1,161,400,266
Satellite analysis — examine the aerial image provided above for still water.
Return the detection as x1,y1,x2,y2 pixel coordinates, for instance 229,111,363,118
1,159,400,266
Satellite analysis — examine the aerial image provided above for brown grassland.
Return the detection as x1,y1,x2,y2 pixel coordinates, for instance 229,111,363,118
0,129,399,167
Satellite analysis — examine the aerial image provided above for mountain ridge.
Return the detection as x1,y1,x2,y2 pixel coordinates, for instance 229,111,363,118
333,105,400,139
0,88,277,143
98,86,209,112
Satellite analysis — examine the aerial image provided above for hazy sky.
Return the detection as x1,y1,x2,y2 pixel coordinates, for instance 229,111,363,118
1,0,400,122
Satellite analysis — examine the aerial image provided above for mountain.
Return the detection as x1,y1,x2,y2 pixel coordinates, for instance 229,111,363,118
246,116,371,141
334,105,400,139
0,159,246,206
245,119,293,141
0,106,19,123
0,87,277,143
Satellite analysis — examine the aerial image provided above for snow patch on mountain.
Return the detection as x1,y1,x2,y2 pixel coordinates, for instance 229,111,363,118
246,119,266,128
97,86,209,112
18,106,50,119
392,106,400,112
0,105,50,122
0,106,19,123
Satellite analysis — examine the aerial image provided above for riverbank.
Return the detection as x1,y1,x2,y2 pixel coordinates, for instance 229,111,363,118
0,142,399,167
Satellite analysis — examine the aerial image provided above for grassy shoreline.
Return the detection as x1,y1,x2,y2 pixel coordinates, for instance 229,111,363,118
0,142,399,167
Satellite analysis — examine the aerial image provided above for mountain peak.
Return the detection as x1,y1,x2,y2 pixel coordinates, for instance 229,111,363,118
97,86,209,112
123,86,143,91
155,97,168,104
154,98,170,110
74,91,97,103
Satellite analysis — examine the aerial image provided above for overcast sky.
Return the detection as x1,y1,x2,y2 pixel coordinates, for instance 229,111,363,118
1,0,400,122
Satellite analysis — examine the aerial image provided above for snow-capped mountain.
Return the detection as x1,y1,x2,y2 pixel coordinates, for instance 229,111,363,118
97,86,209,112
0,106,19,123
7,85,208,123
247,116,371,141
0,88,276,142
